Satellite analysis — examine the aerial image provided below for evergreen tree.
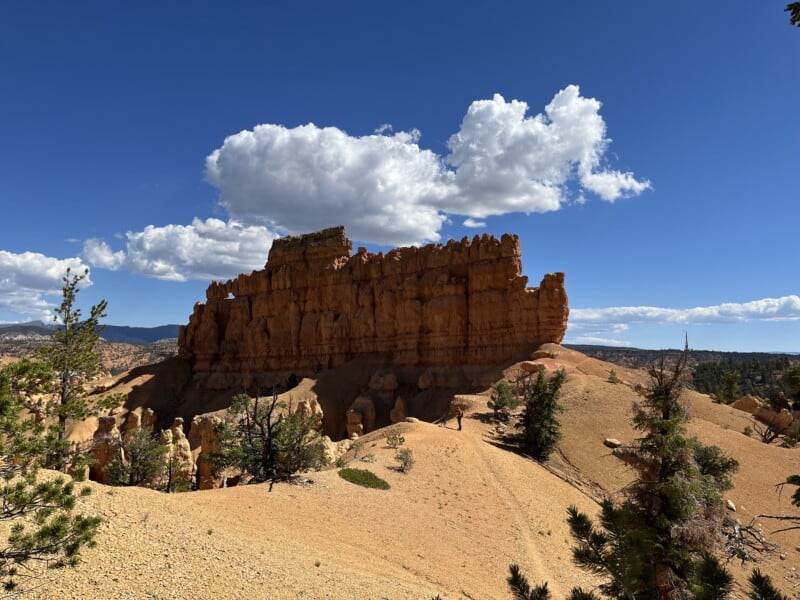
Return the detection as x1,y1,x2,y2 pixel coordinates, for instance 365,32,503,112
0,361,100,591
782,366,800,407
218,389,323,485
749,569,789,600
105,426,169,487
693,554,733,600
488,380,520,421
788,3,800,27
719,370,741,404
518,366,567,460
513,340,739,599
508,564,552,600
36,268,108,472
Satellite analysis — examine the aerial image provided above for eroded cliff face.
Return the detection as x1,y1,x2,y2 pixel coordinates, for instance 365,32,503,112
178,226,568,382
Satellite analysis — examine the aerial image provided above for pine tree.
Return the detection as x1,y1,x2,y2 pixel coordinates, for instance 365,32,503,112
512,340,739,599
36,268,108,472
749,569,789,600
508,564,552,600
217,389,323,486
518,366,567,460
0,361,101,591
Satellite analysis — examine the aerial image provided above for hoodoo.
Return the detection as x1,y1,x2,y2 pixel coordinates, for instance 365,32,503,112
178,226,568,384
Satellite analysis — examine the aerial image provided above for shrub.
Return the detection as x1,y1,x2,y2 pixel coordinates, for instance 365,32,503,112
395,448,415,472
352,440,364,458
488,380,521,421
337,468,390,490
216,390,324,484
607,369,619,384
385,432,405,449
106,426,168,488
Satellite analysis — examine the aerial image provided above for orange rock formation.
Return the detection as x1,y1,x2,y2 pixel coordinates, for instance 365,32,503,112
178,226,568,379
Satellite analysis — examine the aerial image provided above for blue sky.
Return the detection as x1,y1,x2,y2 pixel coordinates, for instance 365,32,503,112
1,2,798,352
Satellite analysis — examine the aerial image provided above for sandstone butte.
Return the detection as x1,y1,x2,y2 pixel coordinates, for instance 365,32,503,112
177,226,569,386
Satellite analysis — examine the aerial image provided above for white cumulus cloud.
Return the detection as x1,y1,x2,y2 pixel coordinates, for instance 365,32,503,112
0,251,91,321
205,85,649,246
569,335,632,347
463,218,486,228
83,218,277,282
206,125,453,246
570,295,800,326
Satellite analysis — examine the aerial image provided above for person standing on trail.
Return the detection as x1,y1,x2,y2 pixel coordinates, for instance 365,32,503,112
456,406,463,431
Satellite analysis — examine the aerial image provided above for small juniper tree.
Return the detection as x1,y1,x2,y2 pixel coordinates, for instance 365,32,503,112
105,426,168,488
218,389,323,486
0,361,101,592
273,407,324,477
518,366,566,460
488,380,520,421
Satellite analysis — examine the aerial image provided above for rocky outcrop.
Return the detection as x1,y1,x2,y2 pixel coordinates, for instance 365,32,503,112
161,417,194,484
178,226,568,384
389,397,406,424
189,415,224,490
732,395,763,414
346,395,376,438
123,406,156,433
755,407,793,433
90,416,121,484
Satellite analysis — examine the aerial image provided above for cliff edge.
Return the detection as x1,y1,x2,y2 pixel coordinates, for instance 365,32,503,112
178,226,568,384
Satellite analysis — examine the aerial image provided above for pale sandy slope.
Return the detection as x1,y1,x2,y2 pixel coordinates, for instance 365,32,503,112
28,345,800,599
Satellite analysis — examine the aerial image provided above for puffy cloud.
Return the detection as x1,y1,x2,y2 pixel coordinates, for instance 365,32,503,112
0,251,90,321
83,218,276,282
568,335,632,347
570,295,800,326
206,125,452,246
463,218,486,228
205,85,649,246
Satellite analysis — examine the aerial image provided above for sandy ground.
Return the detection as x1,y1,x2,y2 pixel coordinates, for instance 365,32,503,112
22,345,800,599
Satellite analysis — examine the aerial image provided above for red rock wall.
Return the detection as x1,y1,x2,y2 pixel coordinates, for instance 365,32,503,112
178,226,568,376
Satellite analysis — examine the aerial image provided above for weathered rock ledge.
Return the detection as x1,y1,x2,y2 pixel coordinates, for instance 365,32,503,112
178,226,568,383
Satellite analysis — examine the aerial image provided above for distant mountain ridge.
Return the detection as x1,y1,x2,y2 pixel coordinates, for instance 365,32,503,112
564,344,800,369
100,325,180,344
0,322,180,344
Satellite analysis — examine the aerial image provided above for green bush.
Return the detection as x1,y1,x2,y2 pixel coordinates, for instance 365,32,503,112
488,380,521,420
385,432,405,449
338,468,390,490
395,448,415,472
106,426,168,488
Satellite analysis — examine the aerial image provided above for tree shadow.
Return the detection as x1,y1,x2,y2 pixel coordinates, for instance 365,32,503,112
469,411,499,424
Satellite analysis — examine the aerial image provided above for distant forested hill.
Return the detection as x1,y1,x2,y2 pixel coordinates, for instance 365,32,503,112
565,344,800,402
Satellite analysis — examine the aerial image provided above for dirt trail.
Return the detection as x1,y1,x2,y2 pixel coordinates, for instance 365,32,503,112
20,345,800,598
